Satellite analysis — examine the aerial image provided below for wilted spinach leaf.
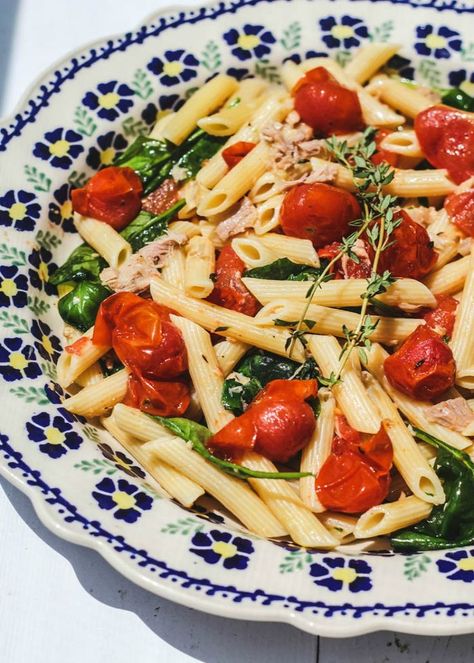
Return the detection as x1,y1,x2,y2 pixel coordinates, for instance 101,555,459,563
115,136,171,195
244,258,322,281
58,281,111,332
441,88,474,113
49,244,106,286
120,201,185,252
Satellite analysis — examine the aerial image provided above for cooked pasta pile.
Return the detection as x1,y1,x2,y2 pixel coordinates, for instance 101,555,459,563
51,43,474,551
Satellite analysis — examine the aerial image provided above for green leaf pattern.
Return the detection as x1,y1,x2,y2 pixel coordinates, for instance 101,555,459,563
201,40,222,71
73,105,98,137
279,549,313,574
161,517,204,535
280,22,302,51
131,69,154,100
24,165,51,193
403,554,432,580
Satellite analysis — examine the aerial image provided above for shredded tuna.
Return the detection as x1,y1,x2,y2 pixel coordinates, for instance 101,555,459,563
181,179,209,213
425,397,474,432
215,197,258,241
340,239,371,279
262,119,314,171
100,232,186,292
405,206,442,227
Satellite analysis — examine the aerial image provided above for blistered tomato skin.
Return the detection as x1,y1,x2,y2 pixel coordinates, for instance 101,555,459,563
445,189,474,237
384,325,456,401
222,142,257,169
208,245,260,316
423,295,458,338
280,183,361,249
293,67,364,137
414,105,474,184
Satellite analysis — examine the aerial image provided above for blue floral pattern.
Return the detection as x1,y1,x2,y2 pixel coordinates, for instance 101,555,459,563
28,248,57,295
26,410,82,459
0,266,28,308
0,190,41,232
437,550,474,583
48,183,75,233
283,50,328,64
33,128,84,169
449,68,474,88
141,94,184,127
86,131,128,169
309,557,372,593
415,25,462,59
0,337,41,382
223,24,276,60
30,319,62,363
92,477,153,523
147,50,199,86
319,15,369,49
98,443,146,479
190,530,254,569
82,81,135,121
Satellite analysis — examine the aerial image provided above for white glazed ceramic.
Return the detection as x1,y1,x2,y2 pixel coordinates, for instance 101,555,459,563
0,0,473,637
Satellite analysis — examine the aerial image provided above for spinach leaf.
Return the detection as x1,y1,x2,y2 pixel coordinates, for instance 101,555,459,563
115,136,171,195
391,428,474,551
441,88,474,113
244,258,322,281
149,414,312,480
222,349,318,415
49,244,106,286
58,281,111,332
120,200,185,252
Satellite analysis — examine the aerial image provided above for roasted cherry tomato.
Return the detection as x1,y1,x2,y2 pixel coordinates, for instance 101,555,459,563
208,245,260,316
93,292,189,415
222,142,257,169
445,189,474,237
414,105,474,184
209,379,318,463
318,239,373,279
141,178,179,215
72,166,143,229
423,295,458,338
371,129,399,167
315,417,393,514
384,325,456,401
378,209,437,280
293,67,364,137
280,183,361,249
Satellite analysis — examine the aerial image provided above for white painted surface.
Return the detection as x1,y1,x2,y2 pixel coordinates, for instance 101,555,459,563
0,2,472,661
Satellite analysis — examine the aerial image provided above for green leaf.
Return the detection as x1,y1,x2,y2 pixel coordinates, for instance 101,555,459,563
28,295,50,316
0,243,27,266
161,517,204,535
244,258,322,281
58,281,111,332
369,20,394,43
417,59,441,88
441,88,474,112
73,105,97,137
35,229,62,252
24,165,51,193
150,415,312,480
0,311,29,334
201,40,222,71
130,68,154,100
280,21,302,51
403,554,432,581
121,202,185,252
115,135,171,195
254,59,281,83
49,244,106,286
10,385,49,405
122,116,149,138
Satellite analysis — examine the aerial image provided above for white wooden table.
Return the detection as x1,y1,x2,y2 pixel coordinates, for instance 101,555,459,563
0,2,472,660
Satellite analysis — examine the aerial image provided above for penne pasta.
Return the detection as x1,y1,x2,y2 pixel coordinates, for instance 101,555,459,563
370,75,432,119
354,496,433,538
231,236,277,268
63,369,129,418
74,215,132,269
423,255,470,296
184,235,215,298
214,339,250,376
450,245,474,388
254,194,284,235
57,327,109,388
258,233,319,267
160,245,186,290
344,43,401,84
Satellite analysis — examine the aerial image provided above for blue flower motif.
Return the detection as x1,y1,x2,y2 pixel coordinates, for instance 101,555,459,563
0,189,41,232
0,265,28,308
98,443,146,479
449,68,474,89
86,131,128,169
437,549,474,583
415,25,462,59
0,337,41,382
44,382,86,424
26,410,82,459
28,247,58,295
147,50,199,87
283,50,328,64
82,81,135,121
309,556,372,593
319,15,369,49
190,529,254,569
223,24,276,61
33,128,84,169
226,67,251,81
141,95,184,127
30,319,62,362
92,477,153,523
48,183,75,233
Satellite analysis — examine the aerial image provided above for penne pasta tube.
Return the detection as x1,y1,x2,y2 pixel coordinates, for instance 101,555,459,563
75,215,131,269
423,255,470,296
318,512,357,544
102,414,204,507
256,299,422,345
112,404,288,538
308,335,382,434
197,142,271,217
366,343,472,450
167,220,202,239
197,78,268,135
299,388,335,512
241,452,338,548
63,369,129,418
231,236,277,268
150,276,306,362
241,276,436,309
450,245,474,388
162,74,238,145
249,171,283,204
170,315,233,432
344,43,401,84
280,59,303,90
379,129,423,158
149,110,175,140
354,496,433,539
364,372,445,504
75,362,103,388
254,194,284,235
214,339,250,376
428,208,463,270
258,233,320,267
160,245,186,290
57,327,110,388
184,235,215,298
372,75,433,119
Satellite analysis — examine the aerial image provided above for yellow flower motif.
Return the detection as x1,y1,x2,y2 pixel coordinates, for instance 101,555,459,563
237,34,260,50
425,34,447,49
38,262,49,282
100,147,116,166
9,352,28,371
8,202,27,221
112,491,136,509
458,557,474,572
41,335,54,356
163,61,184,77
49,139,71,158
45,427,65,445
0,278,17,297
332,567,357,584
212,541,237,559
98,92,120,109
60,200,73,219
331,25,354,40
